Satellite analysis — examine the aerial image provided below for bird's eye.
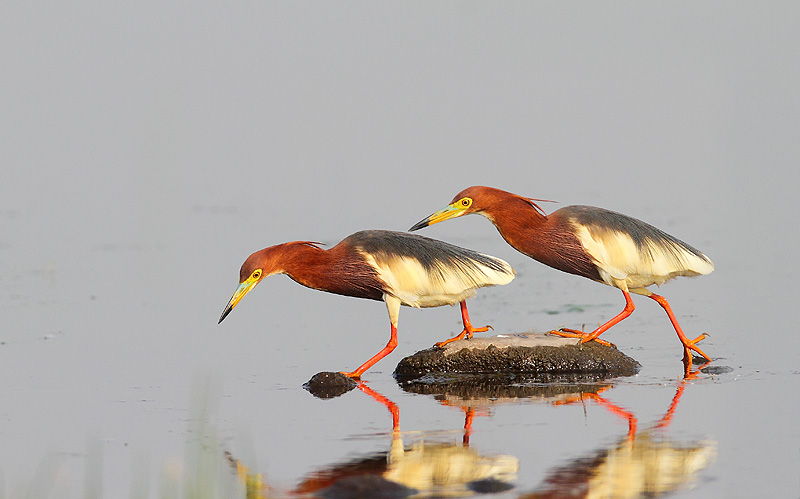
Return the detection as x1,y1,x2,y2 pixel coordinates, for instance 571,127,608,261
252,270,262,280
460,198,472,208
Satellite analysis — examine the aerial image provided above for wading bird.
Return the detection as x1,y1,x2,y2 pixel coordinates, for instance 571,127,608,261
410,186,714,364
219,230,514,378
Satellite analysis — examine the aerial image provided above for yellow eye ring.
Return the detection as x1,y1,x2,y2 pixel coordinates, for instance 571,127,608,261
460,197,472,208
251,270,262,280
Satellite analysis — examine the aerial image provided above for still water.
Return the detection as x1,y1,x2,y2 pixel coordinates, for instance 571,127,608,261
2,3,799,498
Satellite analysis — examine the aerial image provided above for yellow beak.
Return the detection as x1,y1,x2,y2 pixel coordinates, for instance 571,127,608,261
409,202,468,231
218,277,259,324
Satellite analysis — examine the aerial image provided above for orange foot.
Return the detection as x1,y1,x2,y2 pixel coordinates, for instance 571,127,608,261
435,324,493,348
681,333,711,364
548,328,617,348
339,371,362,379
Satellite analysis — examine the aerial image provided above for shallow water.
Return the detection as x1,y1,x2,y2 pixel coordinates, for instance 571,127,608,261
2,3,799,498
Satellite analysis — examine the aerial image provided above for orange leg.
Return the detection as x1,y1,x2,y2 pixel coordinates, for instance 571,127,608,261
590,394,638,441
553,388,637,440
654,362,708,430
463,407,475,446
340,323,398,379
551,384,613,407
435,301,492,348
653,381,687,431
647,293,711,364
356,381,400,431
549,289,635,346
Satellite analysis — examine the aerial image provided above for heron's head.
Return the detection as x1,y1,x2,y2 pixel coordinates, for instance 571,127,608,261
409,186,508,230
218,248,281,323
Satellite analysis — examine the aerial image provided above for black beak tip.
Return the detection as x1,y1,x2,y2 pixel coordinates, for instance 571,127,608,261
409,218,430,232
218,305,232,324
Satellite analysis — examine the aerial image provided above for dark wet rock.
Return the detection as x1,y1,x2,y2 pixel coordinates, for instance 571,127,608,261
317,475,417,499
394,333,639,381
468,477,516,494
304,371,357,399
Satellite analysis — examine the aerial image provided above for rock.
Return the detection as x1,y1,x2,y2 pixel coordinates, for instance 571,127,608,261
304,371,358,398
393,333,640,381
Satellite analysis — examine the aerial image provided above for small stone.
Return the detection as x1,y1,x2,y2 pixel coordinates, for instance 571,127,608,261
304,371,357,399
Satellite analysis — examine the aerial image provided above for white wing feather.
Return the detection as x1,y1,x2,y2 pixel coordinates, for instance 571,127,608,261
361,252,514,308
573,223,714,290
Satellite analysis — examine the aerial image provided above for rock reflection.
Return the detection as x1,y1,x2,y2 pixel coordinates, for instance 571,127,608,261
295,382,519,498
523,366,716,498
399,372,616,445
398,372,615,406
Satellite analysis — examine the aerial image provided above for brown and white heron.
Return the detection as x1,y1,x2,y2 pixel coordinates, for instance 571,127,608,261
219,230,514,378
410,186,714,364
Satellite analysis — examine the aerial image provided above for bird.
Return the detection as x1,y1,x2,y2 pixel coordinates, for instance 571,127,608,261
218,229,515,378
409,186,714,364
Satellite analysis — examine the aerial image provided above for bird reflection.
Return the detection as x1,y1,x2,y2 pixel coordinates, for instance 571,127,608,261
294,381,519,498
523,364,717,498
228,370,714,498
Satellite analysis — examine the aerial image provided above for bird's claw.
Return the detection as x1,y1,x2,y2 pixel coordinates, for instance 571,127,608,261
434,332,467,348
582,336,617,349
339,371,362,379
681,333,712,364
548,328,617,348
434,323,493,348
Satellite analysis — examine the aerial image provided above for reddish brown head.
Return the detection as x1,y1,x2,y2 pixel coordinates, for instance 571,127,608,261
218,242,320,323
409,186,551,231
